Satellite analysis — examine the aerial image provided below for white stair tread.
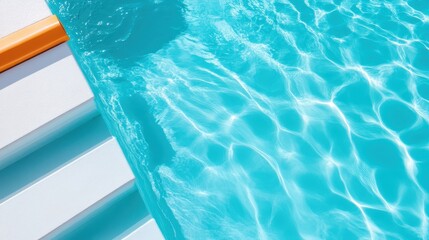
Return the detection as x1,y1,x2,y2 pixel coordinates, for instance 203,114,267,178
0,43,96,168
0,138,135,240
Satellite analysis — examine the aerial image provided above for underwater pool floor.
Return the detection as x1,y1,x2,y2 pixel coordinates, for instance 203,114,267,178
48,0,429,239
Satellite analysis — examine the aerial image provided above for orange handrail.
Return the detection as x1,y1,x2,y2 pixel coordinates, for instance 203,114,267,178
0,15,69,73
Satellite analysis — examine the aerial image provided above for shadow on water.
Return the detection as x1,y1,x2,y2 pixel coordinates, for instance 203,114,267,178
50,0,186,168
57,0,187,60
121,92,175,170
109,0,187,59
48,0,187,238
112,0,186,169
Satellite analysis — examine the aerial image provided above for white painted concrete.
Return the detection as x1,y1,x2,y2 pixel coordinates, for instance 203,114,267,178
122,219,165,240
0,138,135,240
0,0,51,38
0,43,96,169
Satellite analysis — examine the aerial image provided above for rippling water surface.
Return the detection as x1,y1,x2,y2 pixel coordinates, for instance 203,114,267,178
48,0,429,239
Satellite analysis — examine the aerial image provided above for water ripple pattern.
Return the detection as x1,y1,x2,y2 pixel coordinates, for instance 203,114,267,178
48,0,429,239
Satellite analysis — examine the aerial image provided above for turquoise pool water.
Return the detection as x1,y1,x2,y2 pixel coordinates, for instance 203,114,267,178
48,0,429,239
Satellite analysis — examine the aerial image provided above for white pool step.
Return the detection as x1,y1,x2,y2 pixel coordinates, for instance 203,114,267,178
0,138,133,239
0,43,96,169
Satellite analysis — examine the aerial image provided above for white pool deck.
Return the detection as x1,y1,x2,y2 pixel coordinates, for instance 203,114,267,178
0,1,163,239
